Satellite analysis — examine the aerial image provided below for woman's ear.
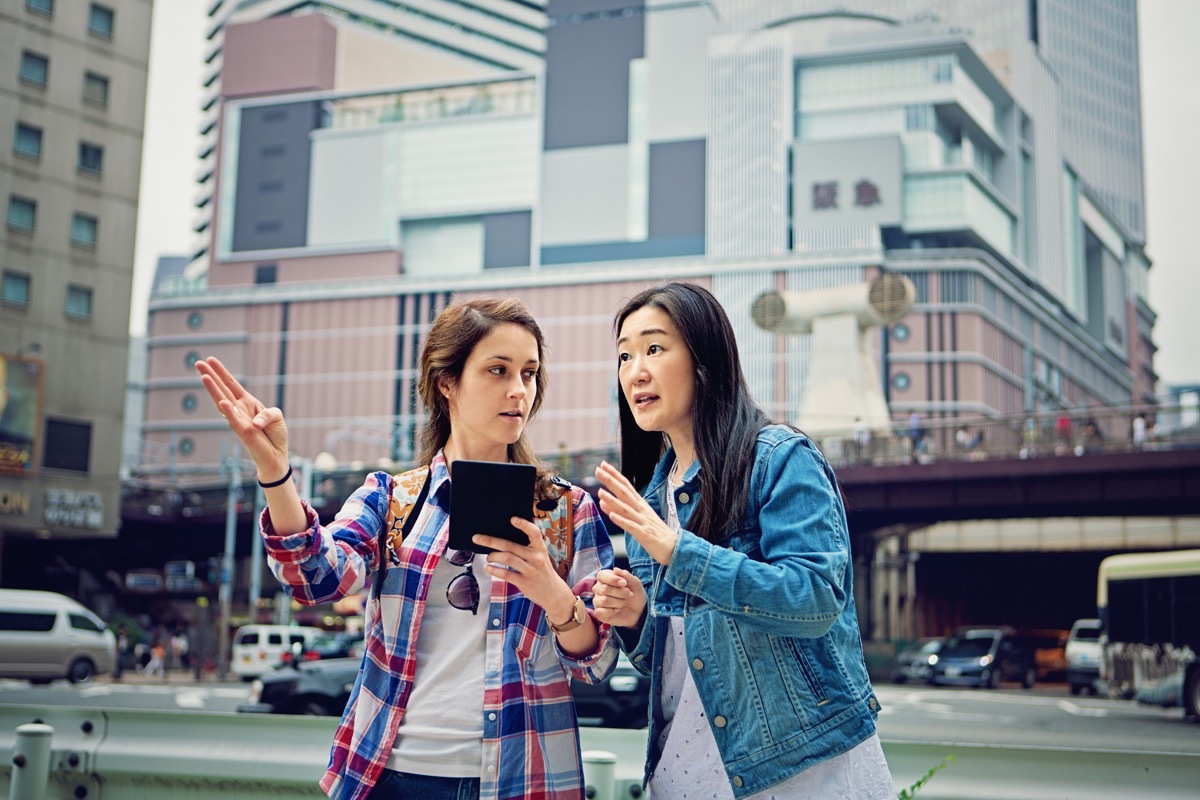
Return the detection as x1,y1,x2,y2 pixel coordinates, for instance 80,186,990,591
437,374,453,400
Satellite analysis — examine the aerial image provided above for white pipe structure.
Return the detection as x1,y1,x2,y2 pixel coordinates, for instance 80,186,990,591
751,273,915,437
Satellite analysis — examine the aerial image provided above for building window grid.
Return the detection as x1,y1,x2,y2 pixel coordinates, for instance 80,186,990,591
20,51,49,88
65,285,93,321
26,0,53,16
14,123,43,160
2,271,31,307
7,196,37,233
88,4,115,39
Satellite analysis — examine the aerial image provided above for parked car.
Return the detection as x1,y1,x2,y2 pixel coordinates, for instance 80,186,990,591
230,624,324,680
238,656,359,716
280,631,364,665
240,650,651,728
0,589,114,685
570,652,649,728
929,626,1037,689
1065,618,1102,695
890,637,945,684
1026,628,1069,682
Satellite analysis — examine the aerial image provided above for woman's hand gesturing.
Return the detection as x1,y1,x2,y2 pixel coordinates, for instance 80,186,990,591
595,461,678,566
195,357,289,482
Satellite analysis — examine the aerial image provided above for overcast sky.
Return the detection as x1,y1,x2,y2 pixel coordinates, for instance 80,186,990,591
129,0,1199,389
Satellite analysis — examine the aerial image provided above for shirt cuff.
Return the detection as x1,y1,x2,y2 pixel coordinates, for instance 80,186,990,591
259,501,321,562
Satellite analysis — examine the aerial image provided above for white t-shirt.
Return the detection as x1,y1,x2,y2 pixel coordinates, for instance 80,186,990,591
386,549,492,777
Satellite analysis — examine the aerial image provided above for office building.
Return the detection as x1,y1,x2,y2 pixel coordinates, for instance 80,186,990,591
0,0,152,590
137,1,1155,511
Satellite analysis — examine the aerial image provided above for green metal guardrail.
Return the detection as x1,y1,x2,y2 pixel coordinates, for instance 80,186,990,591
2,704,1198,799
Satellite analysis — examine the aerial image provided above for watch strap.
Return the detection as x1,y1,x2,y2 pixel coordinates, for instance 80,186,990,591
548,596,586,634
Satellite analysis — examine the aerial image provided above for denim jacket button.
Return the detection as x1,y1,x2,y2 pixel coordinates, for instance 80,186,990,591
731,776,743,788
633,654,644,663
713,715,727,728
677,492,690,504
869,696,878,710
691,658,704,670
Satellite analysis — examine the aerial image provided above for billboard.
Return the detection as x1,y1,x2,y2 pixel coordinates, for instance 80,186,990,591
0,353,43,476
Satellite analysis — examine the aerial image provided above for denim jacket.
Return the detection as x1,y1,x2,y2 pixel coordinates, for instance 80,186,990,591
618,425,881,797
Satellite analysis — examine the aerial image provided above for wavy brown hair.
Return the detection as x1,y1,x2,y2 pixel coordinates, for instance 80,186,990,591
417,298,557,498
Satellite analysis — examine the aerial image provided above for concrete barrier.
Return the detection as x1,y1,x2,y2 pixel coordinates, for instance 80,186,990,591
2,703,1198,799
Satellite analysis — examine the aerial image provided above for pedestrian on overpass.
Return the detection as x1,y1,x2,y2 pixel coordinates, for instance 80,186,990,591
195,298,618,800
592,283,893,799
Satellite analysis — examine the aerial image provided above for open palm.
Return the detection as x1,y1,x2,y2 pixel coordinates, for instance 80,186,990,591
194,357,289,475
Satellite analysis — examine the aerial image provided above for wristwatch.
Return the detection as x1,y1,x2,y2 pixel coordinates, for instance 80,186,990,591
548,596,587,635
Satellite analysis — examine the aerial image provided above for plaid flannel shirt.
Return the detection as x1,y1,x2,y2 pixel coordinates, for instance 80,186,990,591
261,452,618,800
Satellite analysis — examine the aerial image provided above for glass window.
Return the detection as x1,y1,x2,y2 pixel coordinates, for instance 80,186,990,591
44,418,91,471
14,123,43,159
184,351,201,368
88,4,114,38
7,196,37,232
83,71,109,108
181,393,198,412
187,310,203,329
69,613,104,633
0,611,56,632
2,271,31,307
255,264,277,284
71,213,98,247
179,437,195,456
26,0,54,16
78,142,103,175
892,372,911,391
65,284,93,320
19,51,49,88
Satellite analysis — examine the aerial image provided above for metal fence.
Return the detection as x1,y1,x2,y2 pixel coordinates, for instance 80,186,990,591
3,704,1199,799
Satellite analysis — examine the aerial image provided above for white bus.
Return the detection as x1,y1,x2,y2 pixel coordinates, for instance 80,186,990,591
1098,549,1200,718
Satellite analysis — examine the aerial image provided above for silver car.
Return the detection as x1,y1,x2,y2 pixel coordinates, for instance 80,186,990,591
0,589,115,685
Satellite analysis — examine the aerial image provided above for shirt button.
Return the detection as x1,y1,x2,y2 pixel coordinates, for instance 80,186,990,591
488,712,496,721
492,618,501,627
713,715,727,728
691,658,704,670
678,492,690,504
732,776,743,788
486,765,495,774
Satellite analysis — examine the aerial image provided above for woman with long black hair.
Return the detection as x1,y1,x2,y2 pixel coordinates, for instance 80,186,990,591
592,282,893,798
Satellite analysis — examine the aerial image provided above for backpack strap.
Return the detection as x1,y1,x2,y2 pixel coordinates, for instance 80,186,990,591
537,476,576,582
372,466,430,600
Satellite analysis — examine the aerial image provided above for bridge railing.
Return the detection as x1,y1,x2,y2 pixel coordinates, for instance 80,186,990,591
811,403,1200,469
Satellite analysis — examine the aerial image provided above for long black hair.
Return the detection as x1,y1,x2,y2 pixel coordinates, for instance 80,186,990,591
613,283,770,543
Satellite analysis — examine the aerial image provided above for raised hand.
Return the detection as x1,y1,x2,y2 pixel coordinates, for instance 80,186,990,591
593,567,646,630
595,461,678,566
195,357,289,482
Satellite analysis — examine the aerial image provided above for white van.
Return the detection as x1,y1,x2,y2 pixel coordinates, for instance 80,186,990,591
231,624,323,680
0,589,115,685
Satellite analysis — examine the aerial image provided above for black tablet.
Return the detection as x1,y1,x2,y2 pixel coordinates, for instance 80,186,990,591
448,460,535,554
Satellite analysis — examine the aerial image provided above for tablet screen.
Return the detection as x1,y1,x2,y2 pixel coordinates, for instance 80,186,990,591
447,460,535,554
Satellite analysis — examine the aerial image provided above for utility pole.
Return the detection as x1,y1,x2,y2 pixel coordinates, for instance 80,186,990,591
216,445,241,680
247,483,265,619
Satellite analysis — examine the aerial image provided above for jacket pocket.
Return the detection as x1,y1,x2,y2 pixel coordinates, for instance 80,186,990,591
775,634,832,717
